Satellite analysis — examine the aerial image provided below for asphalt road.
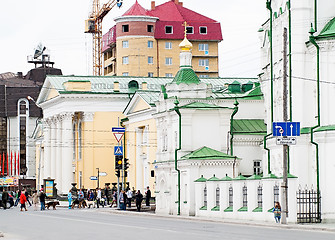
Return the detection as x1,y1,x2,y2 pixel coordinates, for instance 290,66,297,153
0,207,334,240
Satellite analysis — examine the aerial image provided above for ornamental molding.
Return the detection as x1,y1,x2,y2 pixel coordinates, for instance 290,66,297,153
82,112,94,122
233,137,263,146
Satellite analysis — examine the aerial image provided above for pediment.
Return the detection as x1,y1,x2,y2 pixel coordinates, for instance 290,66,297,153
125,94,152,115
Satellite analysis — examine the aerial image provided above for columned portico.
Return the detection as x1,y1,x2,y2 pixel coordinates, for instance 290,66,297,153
50,118,57,179
43,119,51,180
56,116,63,192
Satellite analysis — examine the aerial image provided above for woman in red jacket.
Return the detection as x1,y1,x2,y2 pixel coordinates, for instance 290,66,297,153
20,191,27,211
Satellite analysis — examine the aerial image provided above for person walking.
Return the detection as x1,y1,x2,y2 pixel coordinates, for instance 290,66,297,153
126,188,133,208
32,190,39,211
110,191,117,208
39,190,46,211
145,186,151,207
135,190,143,212
119,190,126,210
273,202,282,223
96,188,101,208
1,189,8,210
19,191,27,211
104,185,110,205
67,190,72,209
24,189,32,207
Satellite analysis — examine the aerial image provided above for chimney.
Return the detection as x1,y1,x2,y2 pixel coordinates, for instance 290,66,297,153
142,82,148,90
151,1,155,10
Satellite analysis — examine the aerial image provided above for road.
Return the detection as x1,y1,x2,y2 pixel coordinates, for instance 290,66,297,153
0,207,334,240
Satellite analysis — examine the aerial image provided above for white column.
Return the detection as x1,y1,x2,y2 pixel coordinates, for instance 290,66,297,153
50,118,57,179
56,115,63,193
62,113,73,194
43,119,51,179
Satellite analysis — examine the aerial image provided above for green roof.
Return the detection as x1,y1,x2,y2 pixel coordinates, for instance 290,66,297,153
207,175,220,181
221,175,232,181
172,67,201,85
194,176,207,182
234,174,247,180
232,119,267,135
262,173,278,179
180,102,230,110
181,146,237,160
247,174,262,180
318,17,335,39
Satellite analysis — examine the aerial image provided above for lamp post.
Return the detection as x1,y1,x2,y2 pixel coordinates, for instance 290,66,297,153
96,168,100,188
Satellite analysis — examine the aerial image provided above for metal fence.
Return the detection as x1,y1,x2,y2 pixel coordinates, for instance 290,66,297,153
296,188,322,223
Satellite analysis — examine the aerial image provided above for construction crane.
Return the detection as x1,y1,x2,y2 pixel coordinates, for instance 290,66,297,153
85,0,123,76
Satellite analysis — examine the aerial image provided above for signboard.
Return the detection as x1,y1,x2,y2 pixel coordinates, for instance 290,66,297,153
114,146,123,156
273,122,300,137
112,127,125,132
45,180,54,197
0,177,19,186
276,137,297,145
99,172,107,176
90,176,98,180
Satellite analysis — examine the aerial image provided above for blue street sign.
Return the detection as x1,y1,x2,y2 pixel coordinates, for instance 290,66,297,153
112,127,125,132
273,122,300,137
114,146,123,156
90,176,98,180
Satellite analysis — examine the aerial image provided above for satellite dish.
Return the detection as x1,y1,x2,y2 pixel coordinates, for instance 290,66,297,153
33,43,46,59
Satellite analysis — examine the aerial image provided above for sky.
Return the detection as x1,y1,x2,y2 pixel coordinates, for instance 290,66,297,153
0,0,268,78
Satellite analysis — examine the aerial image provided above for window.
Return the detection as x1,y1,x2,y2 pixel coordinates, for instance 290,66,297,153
273,184,279,207
253,160,262,175
203,186,207,207
186,26,194,34
148,72,154,77
165,42,172,49
165,57,172,65
199,59,209,67
257,185,263,208
148,40,153,48
199,75,209,78
151,170,155,177
122,24,129,32
165,26,173,34
199,43,209,51
148,56,153,64
165,73,173,77
229,186,233,207
200,26,207,34
242,185,248,207
122,40,129,48
147,25,153,32
122,72,129,76
216,186,220,207
122,56,129,64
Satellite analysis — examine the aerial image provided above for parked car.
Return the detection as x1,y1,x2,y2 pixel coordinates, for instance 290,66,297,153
0,192,14,209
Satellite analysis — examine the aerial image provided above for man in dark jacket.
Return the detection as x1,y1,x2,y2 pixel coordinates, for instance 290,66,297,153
2,189,8,209
145,186,151,207
135,190,143,212
39,190,46,211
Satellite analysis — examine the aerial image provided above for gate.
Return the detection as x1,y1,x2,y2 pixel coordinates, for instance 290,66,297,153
296,188,321,223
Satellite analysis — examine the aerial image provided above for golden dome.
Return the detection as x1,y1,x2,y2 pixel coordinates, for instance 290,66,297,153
179,37,192,51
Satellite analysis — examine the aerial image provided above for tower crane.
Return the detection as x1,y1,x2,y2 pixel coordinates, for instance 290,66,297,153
85,0,123,76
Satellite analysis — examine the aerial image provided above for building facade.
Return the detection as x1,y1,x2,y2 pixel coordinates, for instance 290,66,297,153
102,0,222,78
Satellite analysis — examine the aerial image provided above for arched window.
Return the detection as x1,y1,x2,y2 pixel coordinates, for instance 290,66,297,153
78,121,82,160
215,186,220,207
128,80,139,93
203,186,207,207
242,185,248,207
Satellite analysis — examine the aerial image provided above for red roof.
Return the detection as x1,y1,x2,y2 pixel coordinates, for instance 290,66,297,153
122,0,149,16
102,26,116,52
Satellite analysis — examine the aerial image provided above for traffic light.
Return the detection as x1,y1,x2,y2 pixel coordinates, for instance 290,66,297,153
124,158,129,170
115,155,123,169
124,170,128,178
115,170,120,178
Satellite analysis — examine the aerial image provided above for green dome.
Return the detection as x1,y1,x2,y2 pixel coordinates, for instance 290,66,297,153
171,67,200,85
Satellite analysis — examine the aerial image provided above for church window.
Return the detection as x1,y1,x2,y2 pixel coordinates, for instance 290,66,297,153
216,186,220,207
200,26,207,34
228,186,233,207
128,80,139,93
242,185,248,207
199,43,209,51
257,184,263,208
203,186,207,207
253,160,262,175
165,26,173,34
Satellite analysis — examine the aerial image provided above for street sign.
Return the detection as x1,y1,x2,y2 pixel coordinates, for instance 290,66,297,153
90,176,98,180
99,172,107,176
276,137,297,145
273,122,300,137
112,127,125,132
114,146,123,156
113,132,124,142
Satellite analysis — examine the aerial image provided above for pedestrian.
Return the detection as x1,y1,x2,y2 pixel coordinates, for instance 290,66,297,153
104,185,110,205
88,190,94,201
273,202,282,223
32,190,39,211
67,189,72,209
126,188,133,208
1,189,8,210
110,191,117,208
19,190,27,211
119,190,126,210
24,189,32,207
135,190,143,212
39,190,46,211
145,186,151,207
14,189,21,206
96,188,101,208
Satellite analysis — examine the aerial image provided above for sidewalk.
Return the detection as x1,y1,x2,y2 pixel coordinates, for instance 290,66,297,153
59,200,335,233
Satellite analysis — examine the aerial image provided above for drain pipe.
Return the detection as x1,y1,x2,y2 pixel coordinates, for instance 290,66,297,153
314,0,318,32
309,26,321,219
264,0,274,175
173,98,181,215
230,99,239,156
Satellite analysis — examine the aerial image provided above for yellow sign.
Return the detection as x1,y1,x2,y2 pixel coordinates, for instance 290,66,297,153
0,177,19,186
